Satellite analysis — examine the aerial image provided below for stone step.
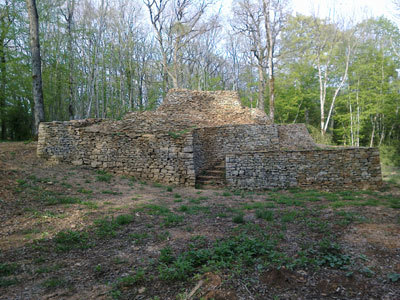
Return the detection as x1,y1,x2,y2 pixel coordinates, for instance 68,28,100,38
196,159,226,187
197,175,224,181
207,170,225,176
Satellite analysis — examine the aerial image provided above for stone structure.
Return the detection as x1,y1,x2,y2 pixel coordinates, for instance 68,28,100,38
37,89,382,190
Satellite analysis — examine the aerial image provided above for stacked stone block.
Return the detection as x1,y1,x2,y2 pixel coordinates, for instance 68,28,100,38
226,148,382,190
37,89,382,190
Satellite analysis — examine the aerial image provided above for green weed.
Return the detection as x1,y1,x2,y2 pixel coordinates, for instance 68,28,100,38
0,263,18,276
163,214,184,227
255,209,274,221
42,277,66,289
233,213,245,224
54,230,89,251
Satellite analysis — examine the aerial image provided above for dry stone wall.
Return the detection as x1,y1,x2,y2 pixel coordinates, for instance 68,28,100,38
37,121,196,186
225,148,382,190
193,125,279,174
37,89,382,190
192,123,316,174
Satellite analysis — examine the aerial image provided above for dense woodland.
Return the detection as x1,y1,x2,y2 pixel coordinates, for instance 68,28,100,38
1,0,400,162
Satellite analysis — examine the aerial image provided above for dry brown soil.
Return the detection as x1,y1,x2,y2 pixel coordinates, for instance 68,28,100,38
0,142,399,300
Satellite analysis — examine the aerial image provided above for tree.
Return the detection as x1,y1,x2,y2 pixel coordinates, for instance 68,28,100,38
232,0,288,122
144,0,217,91
26,0,45,136
61,0,75,120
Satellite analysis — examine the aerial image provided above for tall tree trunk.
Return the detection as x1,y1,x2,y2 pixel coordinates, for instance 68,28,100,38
263,0,275,122
26,0,45,136
257,64,265,112
0,40,6,140
65,0,75,120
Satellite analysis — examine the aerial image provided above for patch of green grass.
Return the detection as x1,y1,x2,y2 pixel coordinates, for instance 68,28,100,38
0,263,18,276
77,188,93,194
222,191,232,197
129,233,149,244
155,231,170,241
166,186,173,192
387,197,400,209
158,233,275,281
362,198,380,207
255,209,274,221
174,193,181,199
136,204,170,216
45,196,81,206
309,239,352,269
54,230,90,251
35,263,64,274
115,268,146,288
178,205,189,212
61,182,73,188
324,193,341,202
94,214,134,238
163,214,184,227
0,277,18,287
81,201,99,209
42,277,66,289
96,170,112,182
94,217,120,238
232,213,245,224
115,214,134,225
281,211,298,223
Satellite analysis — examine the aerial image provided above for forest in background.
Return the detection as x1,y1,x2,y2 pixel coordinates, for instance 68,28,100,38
1,0,400,164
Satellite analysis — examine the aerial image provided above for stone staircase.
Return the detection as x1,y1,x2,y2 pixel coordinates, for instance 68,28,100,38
196,160,226,187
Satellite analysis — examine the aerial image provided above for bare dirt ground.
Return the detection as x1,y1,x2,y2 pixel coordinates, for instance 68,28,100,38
0,142,399,300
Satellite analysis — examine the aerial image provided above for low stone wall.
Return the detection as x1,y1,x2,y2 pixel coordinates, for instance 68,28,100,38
193,124,279,174
37,122,195,186
192,123,316,175
225,148,382,190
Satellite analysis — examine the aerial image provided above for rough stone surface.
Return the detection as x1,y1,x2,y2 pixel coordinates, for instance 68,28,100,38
37,89,382,190
226,148,382,190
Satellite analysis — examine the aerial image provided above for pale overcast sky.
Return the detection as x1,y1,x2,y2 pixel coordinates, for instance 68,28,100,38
223,0,398,23
291,0,397,22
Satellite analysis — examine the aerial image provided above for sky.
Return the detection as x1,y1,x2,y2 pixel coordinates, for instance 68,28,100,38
291,0,398,22
223,0,399,24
